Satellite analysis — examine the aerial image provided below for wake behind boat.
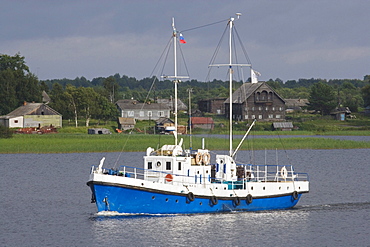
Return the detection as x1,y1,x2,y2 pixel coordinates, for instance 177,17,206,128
87,15,309,214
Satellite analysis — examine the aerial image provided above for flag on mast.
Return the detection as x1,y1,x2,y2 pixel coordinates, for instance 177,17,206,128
251,69,261,83
179,33,186,44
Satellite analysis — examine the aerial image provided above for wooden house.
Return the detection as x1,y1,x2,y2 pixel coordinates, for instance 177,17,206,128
330,107,351,121
225,82,286,122
0,102,62,128
285,99,309,113
190,117,214,130
198,98,227,115
117,117,136,131
155,117,175,134
116,99,170,121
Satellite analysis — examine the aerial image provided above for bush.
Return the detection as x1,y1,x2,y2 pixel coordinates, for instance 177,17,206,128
0,126,13,138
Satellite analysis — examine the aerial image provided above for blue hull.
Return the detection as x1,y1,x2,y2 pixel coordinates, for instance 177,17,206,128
89,183,301,214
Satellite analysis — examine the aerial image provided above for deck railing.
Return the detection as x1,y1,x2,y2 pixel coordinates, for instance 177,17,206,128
90,163,309,189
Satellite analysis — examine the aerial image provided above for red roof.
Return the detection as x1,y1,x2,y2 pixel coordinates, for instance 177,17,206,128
191,117,214,124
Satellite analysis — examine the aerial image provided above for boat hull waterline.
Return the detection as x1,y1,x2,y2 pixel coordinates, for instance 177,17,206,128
88,182,304,214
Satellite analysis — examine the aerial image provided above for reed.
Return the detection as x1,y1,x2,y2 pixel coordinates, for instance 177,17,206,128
1,133,369,153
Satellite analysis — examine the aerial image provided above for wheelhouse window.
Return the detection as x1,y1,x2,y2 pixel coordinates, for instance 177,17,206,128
147,161,152,169
178,162,181,170
166,161,171,170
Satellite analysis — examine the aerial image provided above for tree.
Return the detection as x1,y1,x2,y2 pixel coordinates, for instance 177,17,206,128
103,76,119,103
339,82,363,112
64,85,80,127
0,53,41,115
362,85,370,108
308,82,336,115
78,87,101,127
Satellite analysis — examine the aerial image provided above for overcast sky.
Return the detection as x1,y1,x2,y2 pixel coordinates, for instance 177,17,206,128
1,0,369,82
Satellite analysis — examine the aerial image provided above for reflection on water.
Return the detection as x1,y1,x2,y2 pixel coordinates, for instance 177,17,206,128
91,210,310,246
90,201,370,246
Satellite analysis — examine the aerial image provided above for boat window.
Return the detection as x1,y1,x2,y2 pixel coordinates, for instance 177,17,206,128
148,162,152,169
166,161,171,170
178,162,181,170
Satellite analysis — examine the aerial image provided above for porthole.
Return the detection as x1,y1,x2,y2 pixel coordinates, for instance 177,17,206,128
175,200,179,203
141,183,144,186
279,187,281,190
156,161,161,167
152,196,155,200
299,187,301,189
199,202,202,205
287,186,289,190
263,187,265,190
251,186,254,190
165,198,169,202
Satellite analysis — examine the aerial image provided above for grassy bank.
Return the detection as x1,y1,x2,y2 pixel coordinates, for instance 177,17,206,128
1,133,369,154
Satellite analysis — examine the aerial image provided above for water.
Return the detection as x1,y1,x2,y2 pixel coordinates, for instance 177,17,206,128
1,148,369,246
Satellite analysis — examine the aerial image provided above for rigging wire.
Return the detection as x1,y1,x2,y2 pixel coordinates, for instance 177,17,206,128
180,18,229,33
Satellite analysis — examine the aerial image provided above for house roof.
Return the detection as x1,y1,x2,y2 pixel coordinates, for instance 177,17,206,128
330,107,351,115
285,99,309,108
224,82,285,104
116,99,170,110
191,117,214,124
156,117,174,125
118,117,136,125
156,98,188,111
0,103,61,118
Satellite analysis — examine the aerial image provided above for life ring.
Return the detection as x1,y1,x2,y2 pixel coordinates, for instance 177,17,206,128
281,166,288,179
233,197,241,206
202,153,210,164
165,174,173,182
187,192,195,202
195,153,202,165
292,191,299,200
210,196,218,205
246,194,253,204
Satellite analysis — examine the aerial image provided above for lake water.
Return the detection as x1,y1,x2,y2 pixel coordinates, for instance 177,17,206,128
1,148,369,246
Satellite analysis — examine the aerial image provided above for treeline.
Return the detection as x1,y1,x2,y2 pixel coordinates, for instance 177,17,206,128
44,74,370,114
1,53,370,126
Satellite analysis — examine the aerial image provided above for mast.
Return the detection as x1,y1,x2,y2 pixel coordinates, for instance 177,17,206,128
208,13,250,157
228,17,234,156
172,18,178,145
165,18,188,146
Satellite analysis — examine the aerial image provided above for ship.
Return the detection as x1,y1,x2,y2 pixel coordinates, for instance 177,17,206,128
87,14,309,214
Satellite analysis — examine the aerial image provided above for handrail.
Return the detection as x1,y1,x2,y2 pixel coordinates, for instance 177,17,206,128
91,163,309,184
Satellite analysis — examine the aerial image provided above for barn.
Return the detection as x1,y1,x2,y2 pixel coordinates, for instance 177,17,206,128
0,102,62,128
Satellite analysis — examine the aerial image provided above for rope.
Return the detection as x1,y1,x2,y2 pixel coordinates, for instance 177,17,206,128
180,18,229,33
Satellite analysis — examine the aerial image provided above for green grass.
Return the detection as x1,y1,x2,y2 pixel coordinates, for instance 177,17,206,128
1,133,369,154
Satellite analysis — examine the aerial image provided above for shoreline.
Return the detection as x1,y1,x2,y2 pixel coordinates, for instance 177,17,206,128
1,133,369,154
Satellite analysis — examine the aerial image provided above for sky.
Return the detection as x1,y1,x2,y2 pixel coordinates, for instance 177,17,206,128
1,0,369,83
